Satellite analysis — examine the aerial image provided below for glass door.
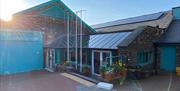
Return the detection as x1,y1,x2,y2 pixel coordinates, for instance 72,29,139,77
102,52,111,67
92,50,112,75
93,52,100,74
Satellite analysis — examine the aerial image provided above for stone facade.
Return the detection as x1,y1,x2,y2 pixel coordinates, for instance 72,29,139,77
118,27,164,69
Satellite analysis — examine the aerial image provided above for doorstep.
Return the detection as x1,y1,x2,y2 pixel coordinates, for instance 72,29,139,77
69,72,100,84
61,73,95,87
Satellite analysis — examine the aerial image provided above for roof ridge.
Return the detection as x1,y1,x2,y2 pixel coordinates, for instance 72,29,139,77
15,0,59,15
91,11,168,29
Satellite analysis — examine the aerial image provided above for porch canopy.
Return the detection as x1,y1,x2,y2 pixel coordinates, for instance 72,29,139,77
45,27,146,50
156,20,180,44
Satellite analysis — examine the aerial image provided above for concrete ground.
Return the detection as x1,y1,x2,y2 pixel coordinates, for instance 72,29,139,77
0,70,82,91
1,71,179,91
115,73,180,91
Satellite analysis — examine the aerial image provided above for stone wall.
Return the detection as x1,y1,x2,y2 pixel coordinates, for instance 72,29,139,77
118,27,163,67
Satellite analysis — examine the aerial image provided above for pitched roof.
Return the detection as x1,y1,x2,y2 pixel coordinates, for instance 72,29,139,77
14,0,96,33
92,12,164,29
87,31,132,49
46,27,145,49
156,20,180,44
117,27,145,47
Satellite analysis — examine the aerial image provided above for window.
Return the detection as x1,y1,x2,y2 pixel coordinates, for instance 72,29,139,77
137,51,152,65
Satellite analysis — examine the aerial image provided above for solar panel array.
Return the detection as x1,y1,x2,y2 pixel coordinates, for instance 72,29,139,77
88,32,132,49
92,12,164,29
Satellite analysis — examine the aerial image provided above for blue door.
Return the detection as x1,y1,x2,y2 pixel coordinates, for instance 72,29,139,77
160,46,176,71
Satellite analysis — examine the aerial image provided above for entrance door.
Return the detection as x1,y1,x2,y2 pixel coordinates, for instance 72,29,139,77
160,46,176,71
45,49,55,71
92,50,111,75
93,52,100,74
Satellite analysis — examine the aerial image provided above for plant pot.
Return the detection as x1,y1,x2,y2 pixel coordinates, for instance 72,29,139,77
120,70,127,77
105,73,114,81
83,69,90,76
100,72,105,78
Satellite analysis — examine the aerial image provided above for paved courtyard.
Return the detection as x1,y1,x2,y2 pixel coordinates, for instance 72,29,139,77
1,71,180,91
115,73,180,91
0,70,83,91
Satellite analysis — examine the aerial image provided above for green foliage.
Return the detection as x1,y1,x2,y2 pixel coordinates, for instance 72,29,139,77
63,61,70,66
83,65,89,70
100,67,107,73
111,61,126,73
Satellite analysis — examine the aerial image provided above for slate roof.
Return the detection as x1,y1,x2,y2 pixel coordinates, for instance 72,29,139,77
92,12,164,29
156,20,180,44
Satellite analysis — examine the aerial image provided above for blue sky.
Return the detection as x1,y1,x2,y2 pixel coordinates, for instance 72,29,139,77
25,0,180,25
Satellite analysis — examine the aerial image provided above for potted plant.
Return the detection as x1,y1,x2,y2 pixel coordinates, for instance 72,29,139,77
112,61,127,77
83,65,90,76
63,61,70,66
104,67,114,81
100,67,106,78
63,61,73,72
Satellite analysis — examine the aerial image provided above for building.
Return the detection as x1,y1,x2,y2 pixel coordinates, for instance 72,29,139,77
51,26,164,75
0,0,95,74
155,7,180,72
0,0,179,75
91,6,180,74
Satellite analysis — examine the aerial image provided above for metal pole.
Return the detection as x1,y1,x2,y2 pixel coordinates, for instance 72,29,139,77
67,12,70,63
75,12,78,70
80,10,83,73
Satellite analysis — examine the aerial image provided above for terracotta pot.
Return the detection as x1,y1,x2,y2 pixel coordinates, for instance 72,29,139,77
120,70,127,77
105,73,114,81
83,69,90,76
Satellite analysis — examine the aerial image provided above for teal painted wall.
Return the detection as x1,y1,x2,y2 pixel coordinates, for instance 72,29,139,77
173,7,180,20
0,31,43,75
160,46,176,71
55,49,61,64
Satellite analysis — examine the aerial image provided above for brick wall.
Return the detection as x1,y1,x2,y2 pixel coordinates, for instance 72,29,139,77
0,15,92,45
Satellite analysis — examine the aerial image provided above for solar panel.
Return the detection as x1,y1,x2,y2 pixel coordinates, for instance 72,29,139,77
92,12,164,29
